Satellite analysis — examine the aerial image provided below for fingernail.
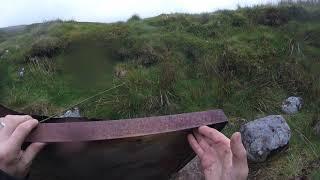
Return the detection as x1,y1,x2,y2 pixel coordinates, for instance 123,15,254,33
36,142,47,148
27,119,39,127
31,119,39,124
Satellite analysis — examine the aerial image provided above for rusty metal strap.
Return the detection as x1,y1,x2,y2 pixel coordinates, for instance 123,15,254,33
25,110,227,143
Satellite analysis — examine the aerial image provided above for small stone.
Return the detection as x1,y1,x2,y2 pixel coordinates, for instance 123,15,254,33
240,115,291,162
115,66,127,78
60,107,81,118
282,96,303,114
5,50,9,53
18,67,25,78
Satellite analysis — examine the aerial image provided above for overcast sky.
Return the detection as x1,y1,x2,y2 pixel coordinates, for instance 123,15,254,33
0,0,277,28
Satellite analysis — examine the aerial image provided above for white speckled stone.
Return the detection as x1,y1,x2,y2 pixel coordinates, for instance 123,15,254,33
282,96,303,114
240,115,291,162
60,107,81,118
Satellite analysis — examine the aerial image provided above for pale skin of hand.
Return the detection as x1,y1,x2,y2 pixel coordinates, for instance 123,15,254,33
0,115,45,178
188,126,248,180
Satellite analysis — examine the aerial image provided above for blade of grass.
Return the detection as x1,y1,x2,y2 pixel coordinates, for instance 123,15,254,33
39,82,125,123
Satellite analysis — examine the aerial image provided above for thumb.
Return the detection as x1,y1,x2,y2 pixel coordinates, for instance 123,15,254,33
230,132,247,165
230,132,249,180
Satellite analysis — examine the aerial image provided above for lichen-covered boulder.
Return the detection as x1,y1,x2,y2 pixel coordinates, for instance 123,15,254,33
281,96,303,114
240,115,291,162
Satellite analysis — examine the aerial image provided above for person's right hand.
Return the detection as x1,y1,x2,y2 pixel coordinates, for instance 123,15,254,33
0,115,45,178
188,126,248,180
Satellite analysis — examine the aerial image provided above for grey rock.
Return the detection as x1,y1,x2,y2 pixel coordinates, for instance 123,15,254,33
240,115,291,162
115,68,127,78
18,67,25,78
282,96,303,114
60,107,81,118
5,49,9,53
116,70,127,78
171,157,204,180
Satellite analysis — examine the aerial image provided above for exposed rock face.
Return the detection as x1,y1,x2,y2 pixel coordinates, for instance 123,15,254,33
240,115,291,162
282,96,303,114
60,107,81,118
171,157,204,180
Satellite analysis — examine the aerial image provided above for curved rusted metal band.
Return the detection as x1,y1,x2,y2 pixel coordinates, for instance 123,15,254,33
25,110,227,143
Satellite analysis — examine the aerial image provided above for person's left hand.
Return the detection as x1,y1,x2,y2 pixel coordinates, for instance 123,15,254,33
0,115,45,178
